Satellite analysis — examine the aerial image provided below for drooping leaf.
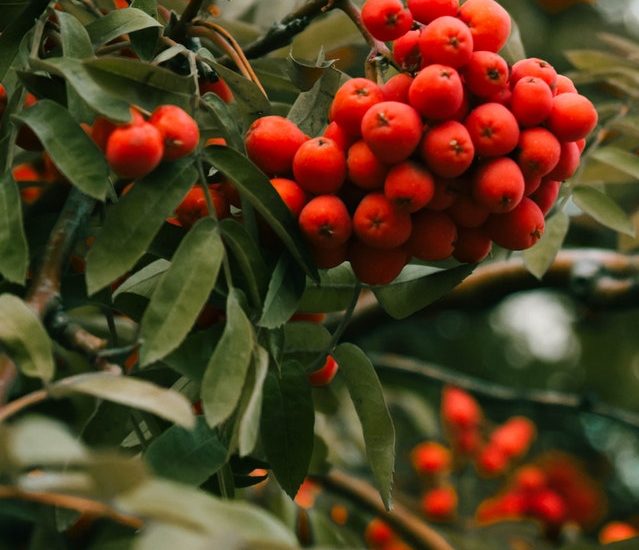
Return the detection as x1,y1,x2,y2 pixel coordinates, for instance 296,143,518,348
86,159,197,294
297,263,357,312
0,294,54,382
204,146,318,280
287,66,340,137
260,360,315,499
85,8,161,47
523,211,570,280
57,11,93,58
374,264,475,319
591,147,639,182
12,100,111,199
219,218,269,308
129,0,160,60
0,174,28,284
198,93,244,152
3,416,88,468
572,185,635,236
238,346,269,457
259,254,306,329
283,322,331,355
0,0,50,81
116,479,297,545
112,259,171,300
163,327,223,382
334,343,395,510
50,373,196,429
145,417,227,485
140,219,224,366
201,290,255,427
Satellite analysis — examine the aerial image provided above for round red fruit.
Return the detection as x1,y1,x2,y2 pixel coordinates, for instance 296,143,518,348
442,386,482,429
384,161,435,212
382,73,414,103
473,157,525,213
420,120,475,178
311,242,348,269
409,210,457,261
427,177,462,211
546,141,580,181
175,185,229,227
299,195,352,249
419,16,473,68
447,193,490,228
464,51,509,98
331,78,385,137
293,137,346,195
510,77,554,127
149,105,200,161
408,0,458,24
308,355,339,387
362,0,414,42
554,74,578,95
453,227,492,263
347,140,389,190
517,127,561,178
411,442,452,475
392,29,423,73
361,101,423,164
349,240,408,285
323,121,356,152
530,178,560,215
353,192,412,249
510,57,557,90
422,486,457,520
465,103,519,157
245,116,307,176
106,122,164,179
546,93,598,142
271,178,308,218
409,64,464,120
485,197,545,250
458,0,511,53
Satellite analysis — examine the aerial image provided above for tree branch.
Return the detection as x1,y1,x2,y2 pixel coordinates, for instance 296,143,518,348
373,353,639,431
0,485,143,530
310,469,454,550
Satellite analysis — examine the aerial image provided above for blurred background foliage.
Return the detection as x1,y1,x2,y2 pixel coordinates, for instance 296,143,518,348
203,0,639,538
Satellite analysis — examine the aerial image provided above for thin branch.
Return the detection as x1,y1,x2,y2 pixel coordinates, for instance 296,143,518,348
172,0,208,41
0,390,47,423
373,353,639,431
0,354,18,406
0,485,143,529
310,469,454,550
338,0,394,66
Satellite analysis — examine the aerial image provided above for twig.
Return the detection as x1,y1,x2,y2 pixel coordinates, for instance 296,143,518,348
310,469,454,550
172,0,207,41
188,26,254,83
338,0,394,66
0,389,47,423
0,354,18,405
373,353,639,431
0,485,143,529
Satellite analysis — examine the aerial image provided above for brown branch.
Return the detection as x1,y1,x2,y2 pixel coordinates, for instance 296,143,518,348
0,354,18,405
172,0,209,41
373,353,639,431
0,485,143,529
0,389,47,423
311,469,454,550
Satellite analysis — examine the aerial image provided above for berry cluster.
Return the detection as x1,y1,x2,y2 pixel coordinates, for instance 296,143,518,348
244,0,597,285
100,104,200,179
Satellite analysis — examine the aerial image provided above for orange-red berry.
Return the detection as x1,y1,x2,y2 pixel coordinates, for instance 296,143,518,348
411,442,452,475
149,105,200,161
453,227,492,263
547,93,598,142
245,116,307,176
271,178,308,218
458,0,511,53
106,121,164,179
420,120,475,178
362,0,414,42
473,157,525,213
408,0,458,24
510,57,558,90
384,161,435,212
293,137,347,195
308,355,339,387
409,64,464,120
422,486,457,520
347,140,389,190
409,210,457,261
599,522,639,545
299,195,352,249
510,77,554,128
419,16,474,68
353,192,412,249
331,78,385,137
349,240,408,285
464,51,509,98
465,103,519,157
485,197,545,250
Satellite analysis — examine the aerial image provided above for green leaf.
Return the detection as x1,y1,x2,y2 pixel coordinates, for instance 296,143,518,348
204,146,318,280
112,259,170,300
523,211,570,280
0,294,54,382
238,346,269,457
145,417,227,485
287,66,340,137
501,18,526,64
163,327,222,382
297,263,357,313
57,11,93,58
3,416,88,468
373,264,475,320
86,159,197,294
0,174,28,284
259,254,306,329
116,479,297,545
334,343,395,510
129,0,160,60
201,290,255,427
86,8,161,46
283,322,331,355
50,373,196,429
0,0,50,81
220,218,269,308
12,100,110,199
591,147,639,181
260,360,315,499
139,219,224,366
572,185,635,236
565,49,636,71
199,93,244,152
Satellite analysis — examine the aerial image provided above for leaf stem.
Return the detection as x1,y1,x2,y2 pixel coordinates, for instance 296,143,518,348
0,389,47,423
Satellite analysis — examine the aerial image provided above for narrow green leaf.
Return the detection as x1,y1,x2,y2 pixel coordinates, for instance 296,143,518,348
140,219,224,366
50,373,196,429
145,417,227,485
0,0,50,81
130,0,160,60
219,218,269,308
523,211,570,280
287,66,340,137
12,100,110,199
86,160,197,294
591,147,639,181
334,343,395,510
0,294,54,382
259,254,306,329
116,479,297,545
112,259,170,300
572,185,635,236
238,346,269,457
163,327,222,382
373,264,475,320
204,146,318,280
0,174,28,284
201,290,255,427
57,11,93,58
199,93,244,151
565,49,636,71
283,322,331,355
260,360,315,499
297,263,357,312
86,8,161,47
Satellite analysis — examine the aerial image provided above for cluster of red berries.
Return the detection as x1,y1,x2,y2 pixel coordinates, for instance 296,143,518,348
99,104,200,179
244,0,597,285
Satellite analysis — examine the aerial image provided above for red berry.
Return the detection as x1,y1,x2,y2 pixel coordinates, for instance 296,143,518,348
420,120,475,178
599,522,639,545
490,416,536,458
362,0,414,42
392,29,423,73
409,210,457,261
530,178,560,215
382,73,414,103
427,177,462,211
510,57,557,90
353,193,412,249
477,444,509,476
299,195,352,249
411,442,452,475
422,486,457,520
149,105,200,160
485,197,545,250
407,0,459,24
473,157,525,213
464,51,509,98
308,355,339,387
510,77,554,128
199,78,233,103
349,240,408,285
245,116,307,176
347,140,389,190
419,16,474,68
384,161,435,212
517,128,561,179
453,227,492,263
546,141,580,181
271,178,308,218
409,64,464,120
331,78,385,138
547,93,598,142
442,386,481,429
106,122,164,179
554,74,578,95
465,103,519,157
293,137,346,194
458,0,511,53
448,193,490,228
175,185,229,227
